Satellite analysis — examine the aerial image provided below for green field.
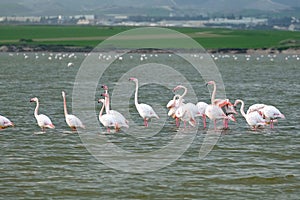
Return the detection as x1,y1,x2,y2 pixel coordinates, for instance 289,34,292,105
0,25,300,50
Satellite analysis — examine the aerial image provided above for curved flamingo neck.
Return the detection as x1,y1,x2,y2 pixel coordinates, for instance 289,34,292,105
134,80,139,106
237,100,246,118
63,95,68,116
178,86,187,104
34,99,39,118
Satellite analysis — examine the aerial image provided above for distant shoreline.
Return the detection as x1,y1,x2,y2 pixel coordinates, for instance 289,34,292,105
1,44,300,54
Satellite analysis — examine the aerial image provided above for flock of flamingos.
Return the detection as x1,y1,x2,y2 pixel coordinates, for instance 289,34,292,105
0,79,285,132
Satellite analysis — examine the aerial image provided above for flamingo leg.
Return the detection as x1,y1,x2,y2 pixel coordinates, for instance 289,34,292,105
144,119,148,127
115,123,120,132
214,120,217,130
107,127,110,133
202,114,206,129
270,120,274,129
175,117,180,128
224,119,229,129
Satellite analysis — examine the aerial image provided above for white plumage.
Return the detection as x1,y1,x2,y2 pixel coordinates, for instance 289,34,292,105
0,115,14,129
30,97,55,131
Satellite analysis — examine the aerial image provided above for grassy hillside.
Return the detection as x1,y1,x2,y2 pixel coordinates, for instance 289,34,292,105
0,25,300,50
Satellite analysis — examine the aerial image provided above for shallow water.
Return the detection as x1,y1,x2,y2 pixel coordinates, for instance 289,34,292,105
0,52,299,199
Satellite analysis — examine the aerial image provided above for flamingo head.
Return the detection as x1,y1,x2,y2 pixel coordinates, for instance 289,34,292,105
30,97,38,102
129,77,138,82
226,104,238,115
98,99,105,104
62,91,66,97
101,85,108,90
206,81,215,86
101,93,109,98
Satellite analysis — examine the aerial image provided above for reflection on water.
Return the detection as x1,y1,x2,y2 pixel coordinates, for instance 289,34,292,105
0,52,299,199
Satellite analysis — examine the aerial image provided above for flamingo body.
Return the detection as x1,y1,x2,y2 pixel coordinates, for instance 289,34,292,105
0,115,14,129
247,103,266,114
261,105,285,128
65,114,85,130
261,105,285,120
36,114,55,129
98,99,117,132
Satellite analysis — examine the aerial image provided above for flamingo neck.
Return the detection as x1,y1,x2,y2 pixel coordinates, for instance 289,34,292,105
63,95,68,116
134,80,139,106
238,100,247,118
105,93,111,113
99,101,105,117
104,89,109,113
178,86,187,105
211,81,217,104
34,100,39,118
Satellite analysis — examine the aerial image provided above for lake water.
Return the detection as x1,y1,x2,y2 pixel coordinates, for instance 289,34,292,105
0,52,299,199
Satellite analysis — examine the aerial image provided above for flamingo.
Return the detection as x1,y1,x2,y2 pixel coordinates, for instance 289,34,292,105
166,94,182,127
234,99,266,130
173,85,199,128
30,97,55,131
0,115,14,129
261,105,285,129
205,81,235,130
221,101,237,129
98,99,117,133
62,91,85,131
129,77,159,127
101,92,129,130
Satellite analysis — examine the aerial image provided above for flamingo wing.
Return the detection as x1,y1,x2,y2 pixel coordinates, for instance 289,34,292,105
246,111,266,127
137,103,159,119
66,114,84,128
37,114,55,129
99,113,116,128
0,115,13,128
196,102,208,115
247,104,266,114
262,105,285,120
110,110,129,128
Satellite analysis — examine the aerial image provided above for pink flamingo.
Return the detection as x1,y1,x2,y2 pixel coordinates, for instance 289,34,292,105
62,91,85,131
129,77,159,127
166,94,181,127
101,85,129,131
30,97,55,132
234,99,266,130
0,115,14,129
205,81,236,130
101,93,129,131
98,99,116,133
173,85,199,128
